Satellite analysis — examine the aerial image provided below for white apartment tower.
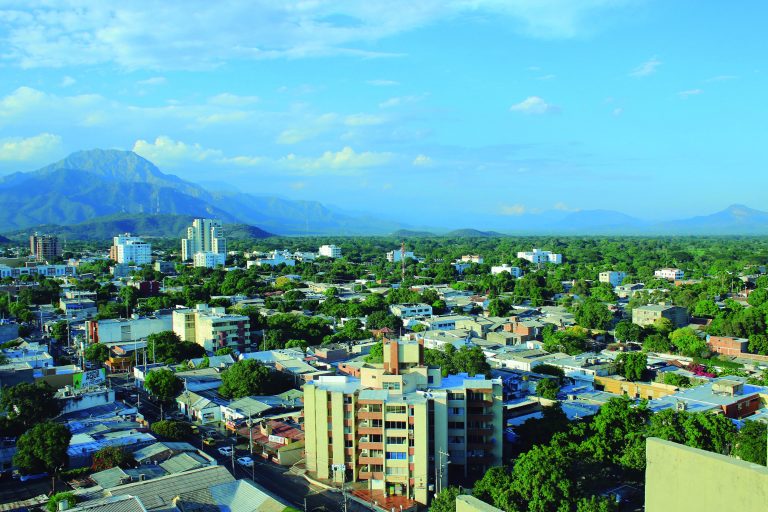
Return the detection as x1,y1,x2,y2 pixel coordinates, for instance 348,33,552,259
111,233,152,265
318,244,342,259
181,219,227,262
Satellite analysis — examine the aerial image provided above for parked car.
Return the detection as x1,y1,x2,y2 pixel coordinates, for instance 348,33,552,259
236,456,254,467
203,437,216,447
218,446,234,457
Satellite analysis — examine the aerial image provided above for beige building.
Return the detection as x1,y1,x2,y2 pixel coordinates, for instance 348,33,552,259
181,218,226,262
172,304,254,353
631,304,688,328
303,339,503,506
646,437,768,512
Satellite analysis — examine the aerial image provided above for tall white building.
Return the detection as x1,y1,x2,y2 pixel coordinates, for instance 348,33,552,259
655,268,684,281
111,233,152,265
599,271,628,287
491,264,523,277
318,244,342,259
181,219,227,262
517,248,562,264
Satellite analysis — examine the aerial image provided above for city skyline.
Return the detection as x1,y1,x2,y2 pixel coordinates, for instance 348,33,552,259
0,1,766,222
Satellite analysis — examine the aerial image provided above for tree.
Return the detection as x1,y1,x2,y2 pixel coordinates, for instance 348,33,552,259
472,466,513,508
366,310,402,331
575,298,613,330
669,327,708,357
429,486,461,512
84,343,110,364
215,347,234,356
92,446,135,471
509,443,574,512
642,333,672,354
144,368,183,402
748,334,768,355
733,421,767,466
47,493,76,512
575,496,619,512
615,352,647,381
693,299,720,318
13,421,72,475
613,320,642,343
147,331,205,364
661,373,691,388
533,364,565,383
536,378,560,400
219,359,272,399
582,396,650,471
50,320,69,342
365,342,383,363
0,381,61,432
151,420,193,440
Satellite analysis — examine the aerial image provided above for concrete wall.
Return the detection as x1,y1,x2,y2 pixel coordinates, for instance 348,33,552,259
645,437,768,512
456,495,503,512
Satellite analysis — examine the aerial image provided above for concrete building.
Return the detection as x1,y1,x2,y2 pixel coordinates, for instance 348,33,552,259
318,244,342,258
460,255,484,264
172,304,254,353
154,260,176,274
0,263,76,279
645,437,768,512
247,250,296,267
110,233,152,265
29,233,61,262
303,339,503,507
60,298,98,320
516,248,562,265
387,250,415,263
181,218,226,262
389,303,433,319
490,264,522,277
86,314,173,344
193,251,226,268
707,335,749,356
599,271,627,287
632,304,688,328
654,268,684,281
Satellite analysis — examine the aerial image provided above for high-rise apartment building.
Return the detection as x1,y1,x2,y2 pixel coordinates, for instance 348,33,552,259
318,244,342,259
172,304,255,352
303,339,503,506
29,233,61,262
181,219,227,262
110,233,152,265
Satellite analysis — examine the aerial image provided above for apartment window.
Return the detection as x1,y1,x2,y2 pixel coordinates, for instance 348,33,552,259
428,375,434,384
386,452,407,460
345,439,354,448
451,407,463,416
447,392,464,400
386,405,407,414
448,421,465,429
386,436,406,445
386,467,407,476
385,421,407,429
383,382,401,391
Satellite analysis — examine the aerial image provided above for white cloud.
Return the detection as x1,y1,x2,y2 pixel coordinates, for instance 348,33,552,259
412,154,432,166
553,202,578,212
612,107,623,116
0,1,637,70
366,79,399,86
344,114,386,126
705,75,737,83
630,57,661,77
678,89,703,98
0,132,63,162
132,135,263,168
281,146,393,174
276,113,338,144
137,76,166,86
60,76,76,87
379,94,425,109
537,74,556,80
500,204,527,216
510,96,559,115
208,93,260,107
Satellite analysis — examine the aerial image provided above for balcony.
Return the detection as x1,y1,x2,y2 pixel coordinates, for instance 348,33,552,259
358,456,384,465
359,441,384,450
358,410,383,420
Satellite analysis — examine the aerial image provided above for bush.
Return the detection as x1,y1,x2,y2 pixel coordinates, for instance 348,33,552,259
151,420,192,440
47,493,76,512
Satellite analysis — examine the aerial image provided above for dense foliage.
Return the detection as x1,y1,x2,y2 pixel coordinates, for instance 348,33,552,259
13,421,72,475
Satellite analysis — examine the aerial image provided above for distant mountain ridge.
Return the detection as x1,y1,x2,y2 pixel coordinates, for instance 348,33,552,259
0,149,404,235
1,213,273,241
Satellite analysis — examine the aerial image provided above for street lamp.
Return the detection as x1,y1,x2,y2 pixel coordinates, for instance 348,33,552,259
434,449,450,498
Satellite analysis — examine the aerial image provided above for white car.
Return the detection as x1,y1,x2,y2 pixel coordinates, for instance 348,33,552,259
236,456,254,467
217,446,234,457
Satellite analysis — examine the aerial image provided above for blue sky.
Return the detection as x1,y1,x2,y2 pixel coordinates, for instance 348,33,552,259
0,0,765,224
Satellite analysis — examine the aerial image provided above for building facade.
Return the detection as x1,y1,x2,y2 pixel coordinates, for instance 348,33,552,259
632,304,689,328
389,303,433,318
0,264,76,279
654,268,684,281
599,271,627,287
318,244,342,259
516,248,562,265
181,218,227,262
172,304,254,352
303,339,503,506
111,233,152,265
193,251,226,268
29,233,61,262
490,265,522,277
387,250,415,263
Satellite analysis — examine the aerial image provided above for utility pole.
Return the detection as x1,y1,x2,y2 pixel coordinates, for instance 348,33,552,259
231,442,236,473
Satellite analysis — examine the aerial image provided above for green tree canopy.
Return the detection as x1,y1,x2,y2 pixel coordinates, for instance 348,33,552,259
84,343,110,363
615,352,647,381
151,420,193,440
144,368,183,402
13,421,72,475
147,331,205,364
733,421,767,466
47,493,76,512
219,359,272,399
429,486,461,512
575,298,614,330
669,327,708,357
92,446,135,471
0,381,61,433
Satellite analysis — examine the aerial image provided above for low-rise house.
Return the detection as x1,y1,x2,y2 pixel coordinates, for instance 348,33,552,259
594,375,679,400
632,304,688,328
239,419,305,465
490,264,522,277
707,335,749,356
487,349,566,371
389,303,433,318
176,390,221,424
649,377,763,418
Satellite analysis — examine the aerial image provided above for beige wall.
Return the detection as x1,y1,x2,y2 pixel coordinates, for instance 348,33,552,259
646,437,768,512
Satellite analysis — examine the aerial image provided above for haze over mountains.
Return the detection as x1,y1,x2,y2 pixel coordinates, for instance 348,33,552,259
1,149,767,238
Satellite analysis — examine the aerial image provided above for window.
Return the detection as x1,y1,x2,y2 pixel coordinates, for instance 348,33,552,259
447,392,464,400
448,421,464,429
451,407,463,416
385,421,407,429
386,405,407,414
386,436,406,445
383,382,401,391
386,451,407,460
386,467,407,475
345,439,354,448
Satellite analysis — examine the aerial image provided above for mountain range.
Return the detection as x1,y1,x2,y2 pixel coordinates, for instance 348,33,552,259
0,149,767,237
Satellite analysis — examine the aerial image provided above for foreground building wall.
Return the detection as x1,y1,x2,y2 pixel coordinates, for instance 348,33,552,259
645,437,768,512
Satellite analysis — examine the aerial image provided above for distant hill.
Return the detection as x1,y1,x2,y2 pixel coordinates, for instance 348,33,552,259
657,204,768,235
554,209,649,233
390,229,436,238
1,213,273,241
0,234,11,244
0,149,407,235
444,228,506,238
